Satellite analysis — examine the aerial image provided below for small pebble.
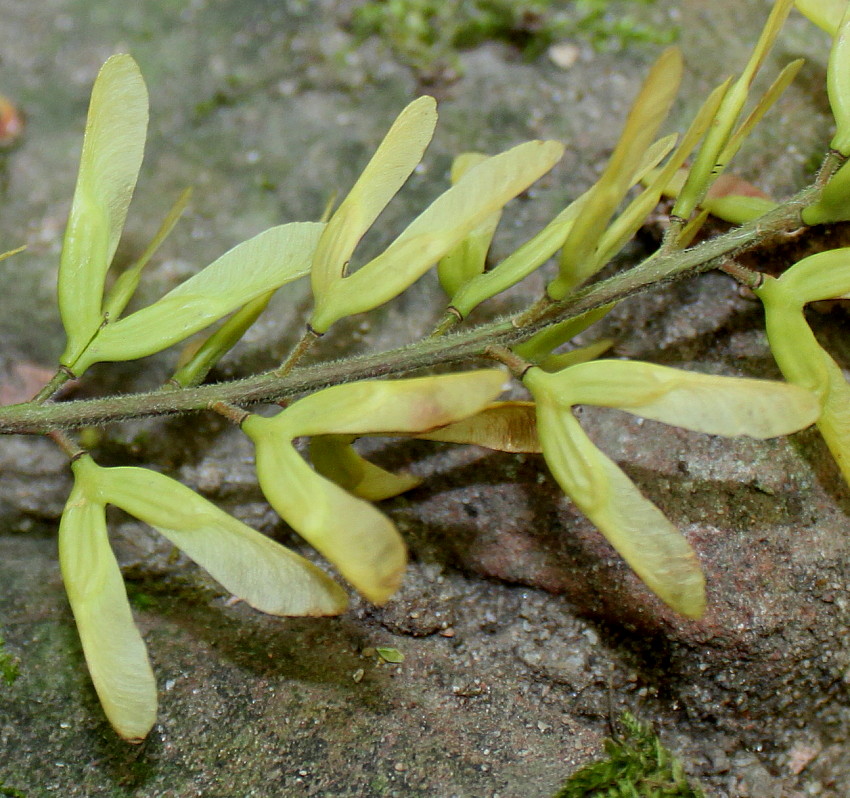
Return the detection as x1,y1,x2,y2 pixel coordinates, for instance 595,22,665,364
548,42,580,70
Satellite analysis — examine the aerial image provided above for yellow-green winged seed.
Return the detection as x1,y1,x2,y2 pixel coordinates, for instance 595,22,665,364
521,351,821,618
771,247,850,303
94,464,348,617
309,139,564,332
524,370,705,618
278,370,508,437
59,452,348,741
71,221,324,373
757,268,850,486
59,55,149,371
310,96,438,299
60,459,157,742
672,0,794,222
551,47,683,298
560,360,820,439
418,401,542,453
437,152,503,296
794,0,846,33
310,435,422,501
828,3,850,155
244,418,408,604
243,370,508,602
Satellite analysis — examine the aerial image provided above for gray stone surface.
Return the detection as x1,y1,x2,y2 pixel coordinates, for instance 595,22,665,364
1,1,848,796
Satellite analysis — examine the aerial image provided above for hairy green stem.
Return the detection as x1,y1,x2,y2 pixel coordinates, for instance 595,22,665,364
717,258,765,289
47,429,84,460
0,183,816,435
275,327,320,377
30,368,73,404
483,345,532,379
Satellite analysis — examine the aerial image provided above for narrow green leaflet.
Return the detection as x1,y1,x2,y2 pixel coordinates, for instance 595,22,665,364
592,80,730,268
70,221,324,373
169,291,274,389
94,465,348,617
560,360,820,439
512,306,613,365
310,95,438,298
538,339,614,373
449,196,587,320
309,140,564,332
59,54,149,370
718,60,804,170
735,0,797,99
59,472,157,742
631,134,678,185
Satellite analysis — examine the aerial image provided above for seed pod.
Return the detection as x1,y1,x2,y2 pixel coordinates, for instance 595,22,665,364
310,96,437,301
756,274,850,485
243,370,507,602
828,4,850,155
279,369,508,437
71,222,323,373
794,0,845,33
524,368,706,618
310,434,422,500
802,158,850,225
245,417,408,604
559,359,820,439
772,246,850,302
309,139,564,333
60,458,156,742
417,401,541,453
96,464,348,617
437,152,502,297
58,55,148,370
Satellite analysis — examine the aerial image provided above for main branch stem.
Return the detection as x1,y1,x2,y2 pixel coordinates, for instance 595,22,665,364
0,185,814,435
